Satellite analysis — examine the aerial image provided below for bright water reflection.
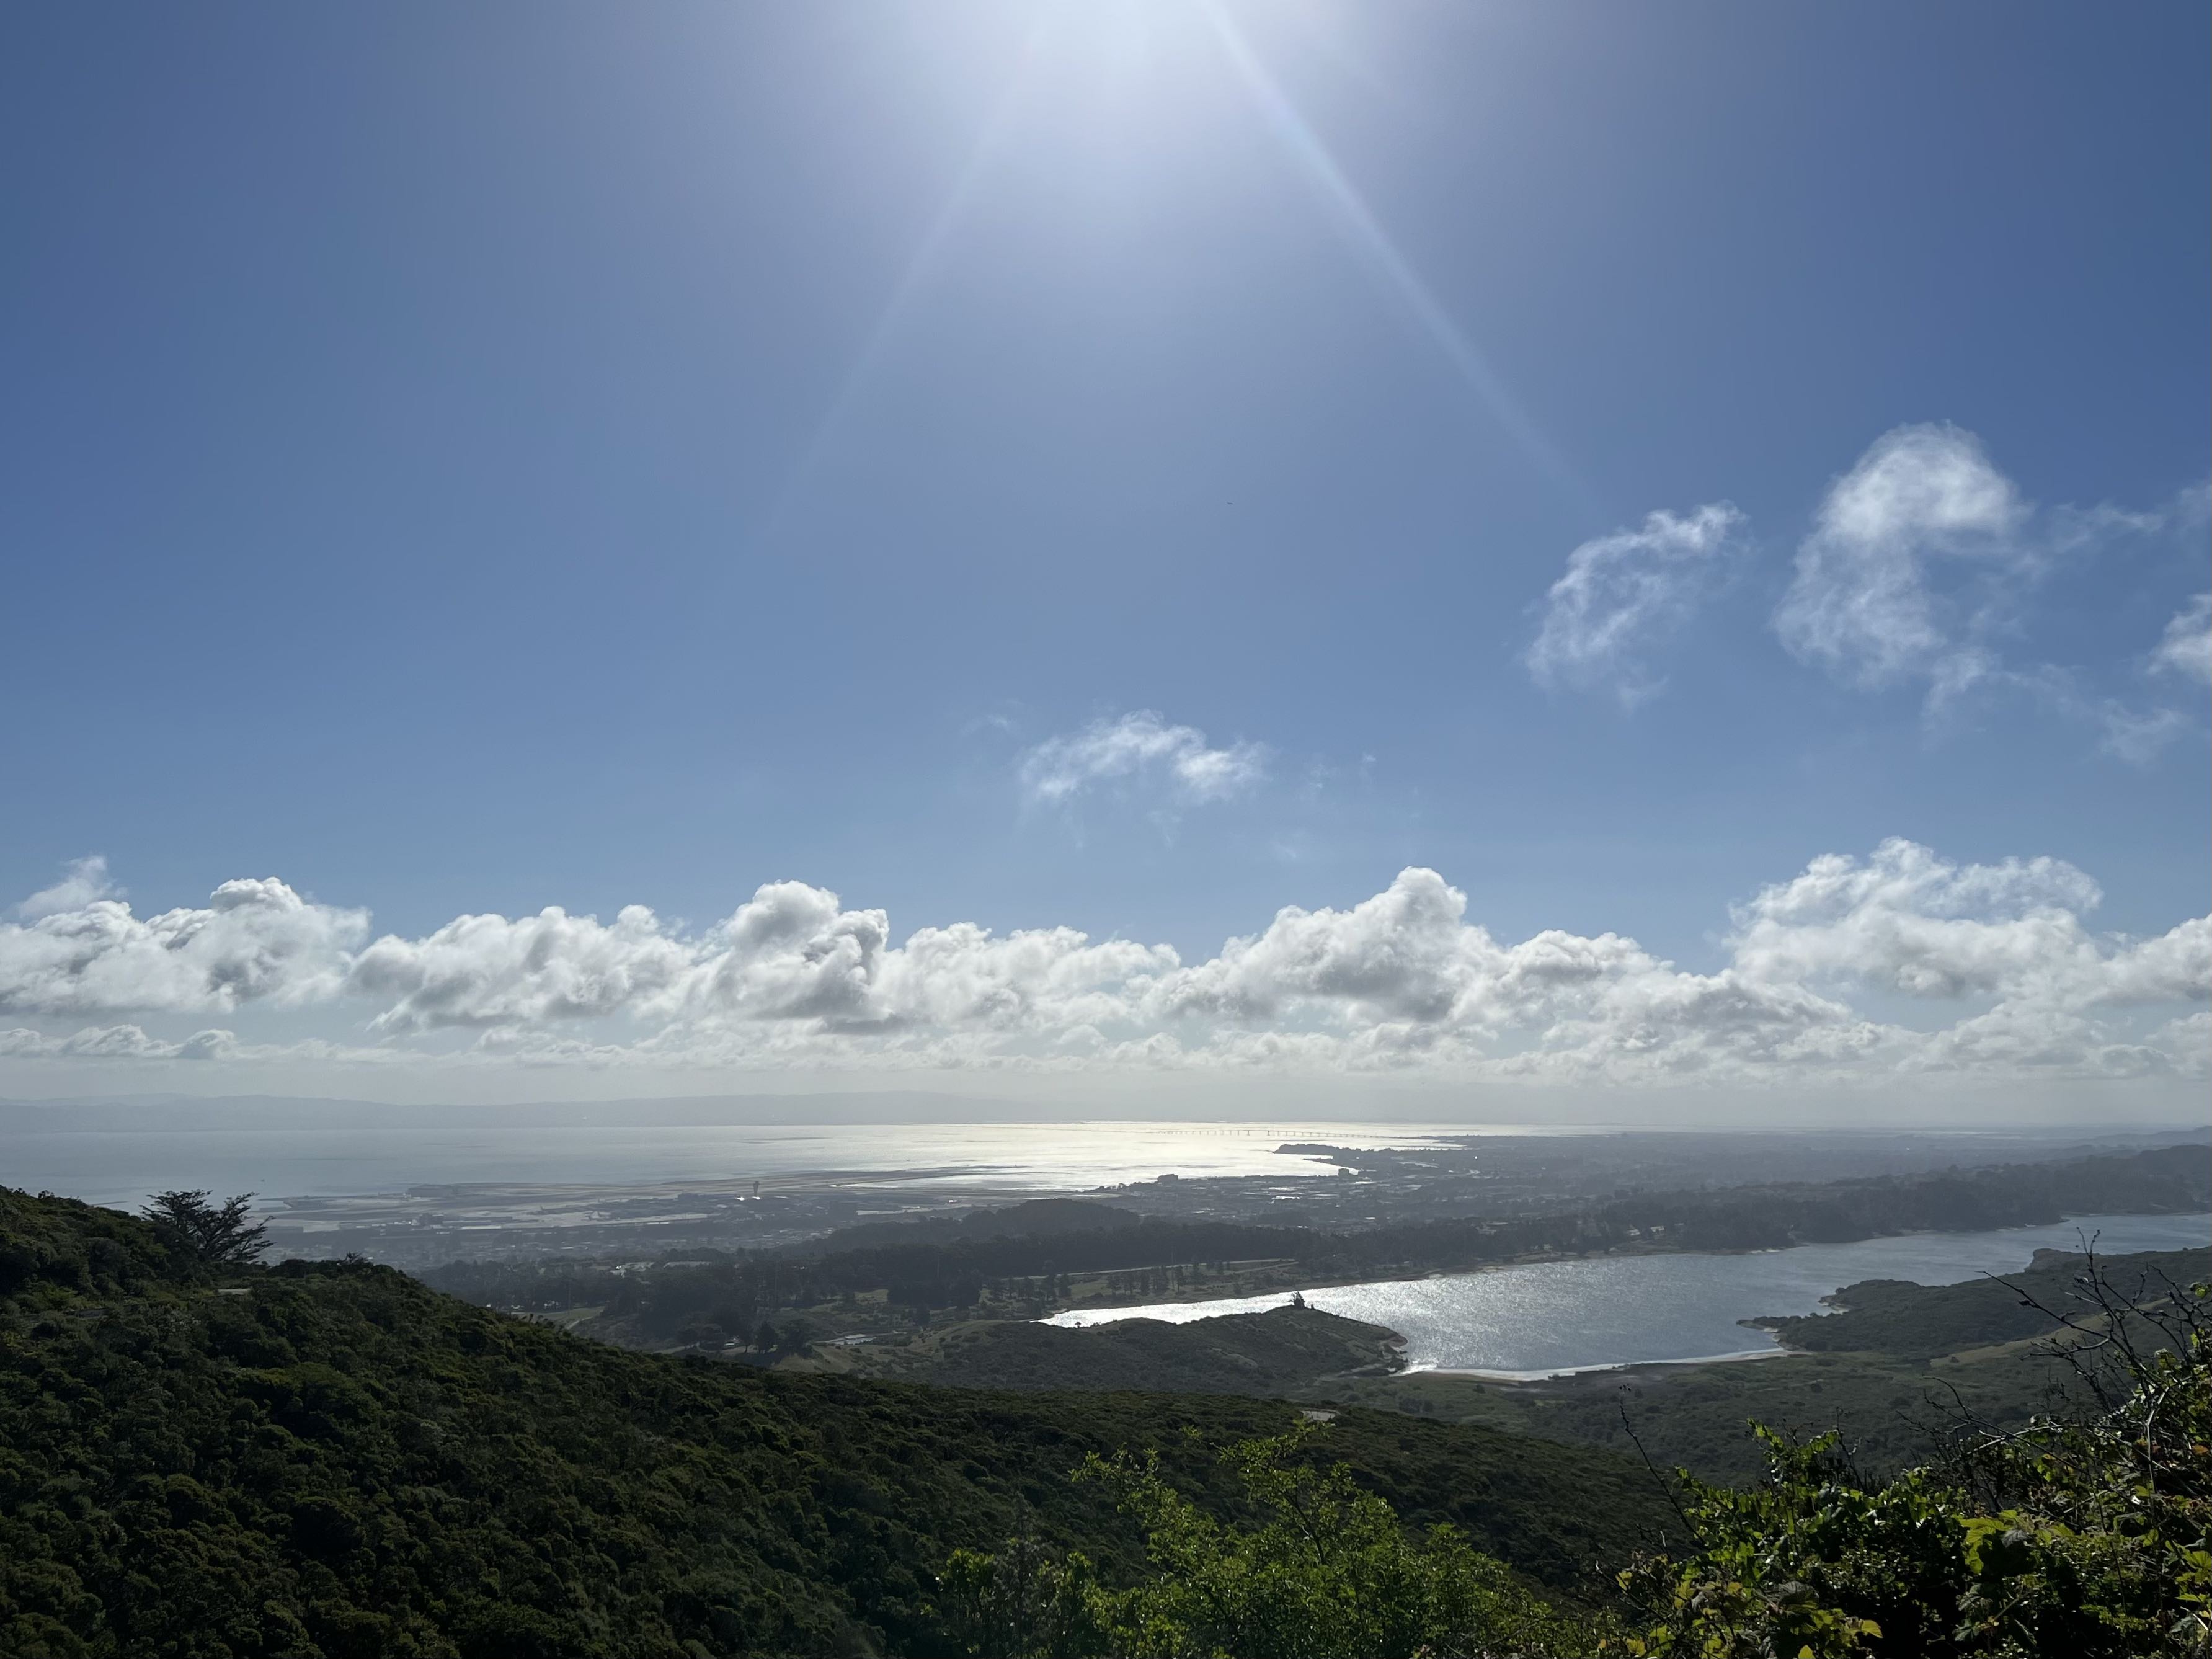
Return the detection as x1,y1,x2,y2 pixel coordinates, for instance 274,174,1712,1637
0,1119,1560,1208
1045,1212,2212,1377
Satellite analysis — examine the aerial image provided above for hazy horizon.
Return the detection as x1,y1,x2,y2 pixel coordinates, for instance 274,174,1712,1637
5,1087,2207,1135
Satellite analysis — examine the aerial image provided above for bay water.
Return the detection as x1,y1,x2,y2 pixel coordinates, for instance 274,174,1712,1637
1046,1211,2212,1377
0,1117,1538,1209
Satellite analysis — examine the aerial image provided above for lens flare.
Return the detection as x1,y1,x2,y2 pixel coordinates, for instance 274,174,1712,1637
1203,1,1593,511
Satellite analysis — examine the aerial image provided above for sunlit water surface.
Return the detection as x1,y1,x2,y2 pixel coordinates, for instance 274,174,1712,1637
1046,1212,2212,1377
0,1119,1570,1208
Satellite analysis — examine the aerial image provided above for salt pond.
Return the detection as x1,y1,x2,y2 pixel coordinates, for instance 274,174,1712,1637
1044,1211,2211,1378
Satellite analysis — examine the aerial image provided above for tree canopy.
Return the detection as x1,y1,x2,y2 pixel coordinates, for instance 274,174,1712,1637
938,1427,1588,1658
0,1185,1668,1657
140,1189,268,1270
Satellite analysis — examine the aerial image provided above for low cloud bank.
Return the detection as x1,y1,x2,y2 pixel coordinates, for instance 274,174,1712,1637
2,842,2204,1087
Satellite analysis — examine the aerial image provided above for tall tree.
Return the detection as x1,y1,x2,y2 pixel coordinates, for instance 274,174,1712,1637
142,1190,267,1268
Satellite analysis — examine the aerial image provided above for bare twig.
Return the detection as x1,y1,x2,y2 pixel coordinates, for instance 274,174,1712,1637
1616,1389,1697,1545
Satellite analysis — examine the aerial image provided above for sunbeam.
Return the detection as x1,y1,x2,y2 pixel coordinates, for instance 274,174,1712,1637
754,18,1050,543
1203,1,1596,512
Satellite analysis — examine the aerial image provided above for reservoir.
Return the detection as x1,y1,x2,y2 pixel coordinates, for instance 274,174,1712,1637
1045,1211,2211,1377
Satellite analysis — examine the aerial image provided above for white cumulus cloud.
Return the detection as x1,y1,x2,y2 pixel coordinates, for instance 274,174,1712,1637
2,847,2204,1087
1019,711,1268,806
0,876,366,1015
1761,428,2206,760
348,904,703,1035
1526,503,1748,704
1765,428,2206,759
1774,423,2028,690
14,856,121,920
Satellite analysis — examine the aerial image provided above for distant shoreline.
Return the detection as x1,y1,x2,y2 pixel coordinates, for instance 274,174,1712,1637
1046,1214,2210,1379
1045,1209,2210,1322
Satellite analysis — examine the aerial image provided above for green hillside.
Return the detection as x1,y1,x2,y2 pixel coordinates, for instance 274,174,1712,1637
806,1303,1403,1394
0,1188,1675,1658
1754,1244,2211,1359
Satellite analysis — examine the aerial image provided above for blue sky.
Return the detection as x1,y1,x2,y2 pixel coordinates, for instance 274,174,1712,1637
2,3,2206,1114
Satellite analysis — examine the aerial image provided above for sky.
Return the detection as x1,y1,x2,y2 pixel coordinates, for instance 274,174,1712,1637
2,2,2207,1121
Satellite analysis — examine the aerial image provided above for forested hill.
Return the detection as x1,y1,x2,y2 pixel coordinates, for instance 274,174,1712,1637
822,1304,1408,1397
0,1187,1675,1658
1755,1244,2212,1359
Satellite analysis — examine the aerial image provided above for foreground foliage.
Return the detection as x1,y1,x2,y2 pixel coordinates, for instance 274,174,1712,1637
1615,1255,2212,1658
938,1427,1593,1658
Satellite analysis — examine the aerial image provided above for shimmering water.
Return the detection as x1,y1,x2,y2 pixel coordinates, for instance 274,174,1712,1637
0,1118,1554,1208
1046,1211,2212,1377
